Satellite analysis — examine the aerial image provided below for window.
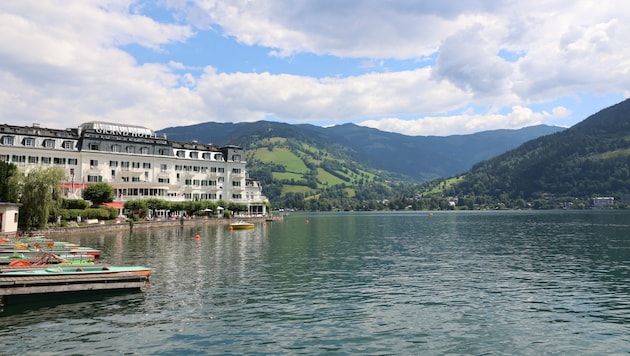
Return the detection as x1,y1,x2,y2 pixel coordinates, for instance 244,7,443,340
112,144,121,152
176,150,185,158
175,165,182,171
232,154,241,161
68,158,78,165
23,138,35,147
160,164,167,172
232,194,242,199
132,177,140,182
143,162,151,169
121,161,129,169
232,181,241,187
11,155,26,163
89,143,99,150
218,168,224,173
111,170,116,178
90,159,98,168
214,153,223,160
202,153,211,160
158,148,169,155
1,136,14,145
62,140,73,149
28,156,38,164
210,167,217,173
43,139,55,148
126,146,136,154
41,157,51,164
87,175,101,182
122,177,129,182
109,160,118,167
232,168,241,174
132,162,140,168
140,147,149,154
193,166,200,172
158,177,170,183
53,157,66,165
193,179,200,186
190,152,198,159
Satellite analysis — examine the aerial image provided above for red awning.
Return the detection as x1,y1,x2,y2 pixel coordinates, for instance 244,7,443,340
102,202,124,209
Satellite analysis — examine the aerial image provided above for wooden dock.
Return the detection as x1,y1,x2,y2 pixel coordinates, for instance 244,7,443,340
0,270,149,307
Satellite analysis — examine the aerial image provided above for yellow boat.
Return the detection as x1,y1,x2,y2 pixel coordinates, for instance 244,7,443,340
229,221,255,230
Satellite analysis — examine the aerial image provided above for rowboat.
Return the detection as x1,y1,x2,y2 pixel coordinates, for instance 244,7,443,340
0,246,101,258
0,265,151,277
229,221,255,230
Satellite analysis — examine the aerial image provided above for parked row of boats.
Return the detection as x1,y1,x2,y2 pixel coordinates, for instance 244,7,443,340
0,235,151,308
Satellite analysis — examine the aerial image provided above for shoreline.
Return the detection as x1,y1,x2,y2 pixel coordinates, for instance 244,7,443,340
28,215,284,237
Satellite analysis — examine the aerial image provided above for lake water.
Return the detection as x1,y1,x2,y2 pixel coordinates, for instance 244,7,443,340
1,210,629,354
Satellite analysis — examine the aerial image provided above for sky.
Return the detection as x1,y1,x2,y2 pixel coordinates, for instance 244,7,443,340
1,1,629,136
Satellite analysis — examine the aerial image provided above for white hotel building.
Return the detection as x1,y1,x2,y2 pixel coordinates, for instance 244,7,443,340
0,122,268,216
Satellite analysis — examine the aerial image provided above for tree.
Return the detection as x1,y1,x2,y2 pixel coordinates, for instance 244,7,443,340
0,160,19,203
18,167,66,230
82,182,115,206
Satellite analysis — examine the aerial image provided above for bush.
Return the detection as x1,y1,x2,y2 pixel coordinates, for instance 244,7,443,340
62,199,90,209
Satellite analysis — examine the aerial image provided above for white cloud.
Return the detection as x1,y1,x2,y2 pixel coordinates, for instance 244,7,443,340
358,106,571,136
0,1,628,135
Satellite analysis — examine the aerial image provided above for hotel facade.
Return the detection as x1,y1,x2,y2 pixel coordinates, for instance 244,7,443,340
0,122,268,216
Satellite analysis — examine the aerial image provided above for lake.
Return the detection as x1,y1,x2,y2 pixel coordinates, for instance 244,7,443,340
1,210,629,354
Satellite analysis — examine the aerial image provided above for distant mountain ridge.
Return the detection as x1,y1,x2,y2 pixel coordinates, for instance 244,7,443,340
158,122,563,182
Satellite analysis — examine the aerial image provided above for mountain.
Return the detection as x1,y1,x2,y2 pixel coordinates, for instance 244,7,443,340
156,121,563,209
158,122,563,181
450,98,630,204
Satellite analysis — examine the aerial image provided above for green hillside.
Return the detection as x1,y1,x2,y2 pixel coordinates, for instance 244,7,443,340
245,135,389,210
439,98,630,209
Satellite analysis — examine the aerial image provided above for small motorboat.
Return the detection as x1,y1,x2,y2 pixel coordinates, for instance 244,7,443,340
229,221,255,230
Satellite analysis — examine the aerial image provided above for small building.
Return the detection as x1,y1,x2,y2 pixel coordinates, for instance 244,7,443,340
0,202,21,236
593,196,614,207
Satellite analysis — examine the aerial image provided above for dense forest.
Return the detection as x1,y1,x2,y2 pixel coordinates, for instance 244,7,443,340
443,99,630,207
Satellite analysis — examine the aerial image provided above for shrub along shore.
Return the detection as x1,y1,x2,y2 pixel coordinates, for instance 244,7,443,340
28,215,282,237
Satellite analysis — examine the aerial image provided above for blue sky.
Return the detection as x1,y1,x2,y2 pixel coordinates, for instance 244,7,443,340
0,1,628,136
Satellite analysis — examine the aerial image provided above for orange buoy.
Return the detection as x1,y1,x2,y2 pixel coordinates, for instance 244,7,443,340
305,219,309,224
195,234,200,240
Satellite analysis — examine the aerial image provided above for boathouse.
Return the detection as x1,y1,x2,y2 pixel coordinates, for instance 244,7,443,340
0,202,21,236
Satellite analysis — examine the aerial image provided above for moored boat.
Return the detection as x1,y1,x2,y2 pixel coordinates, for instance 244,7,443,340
1,265,151,277
229,221,255,230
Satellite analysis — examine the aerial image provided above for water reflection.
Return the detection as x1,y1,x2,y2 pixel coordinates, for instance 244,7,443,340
1,212,629,354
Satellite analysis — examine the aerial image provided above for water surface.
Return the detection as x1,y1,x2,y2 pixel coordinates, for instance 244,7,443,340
1,211,629,354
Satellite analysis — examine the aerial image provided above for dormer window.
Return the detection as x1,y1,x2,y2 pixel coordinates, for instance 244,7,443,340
43,139,55,148
62,140,73,149
1,135,14,145
23,137,35,147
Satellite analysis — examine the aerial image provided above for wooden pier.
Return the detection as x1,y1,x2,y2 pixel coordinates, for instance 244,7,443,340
0,269,149,308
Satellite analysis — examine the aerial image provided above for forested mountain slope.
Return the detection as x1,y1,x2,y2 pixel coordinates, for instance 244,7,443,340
451,98,630,201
